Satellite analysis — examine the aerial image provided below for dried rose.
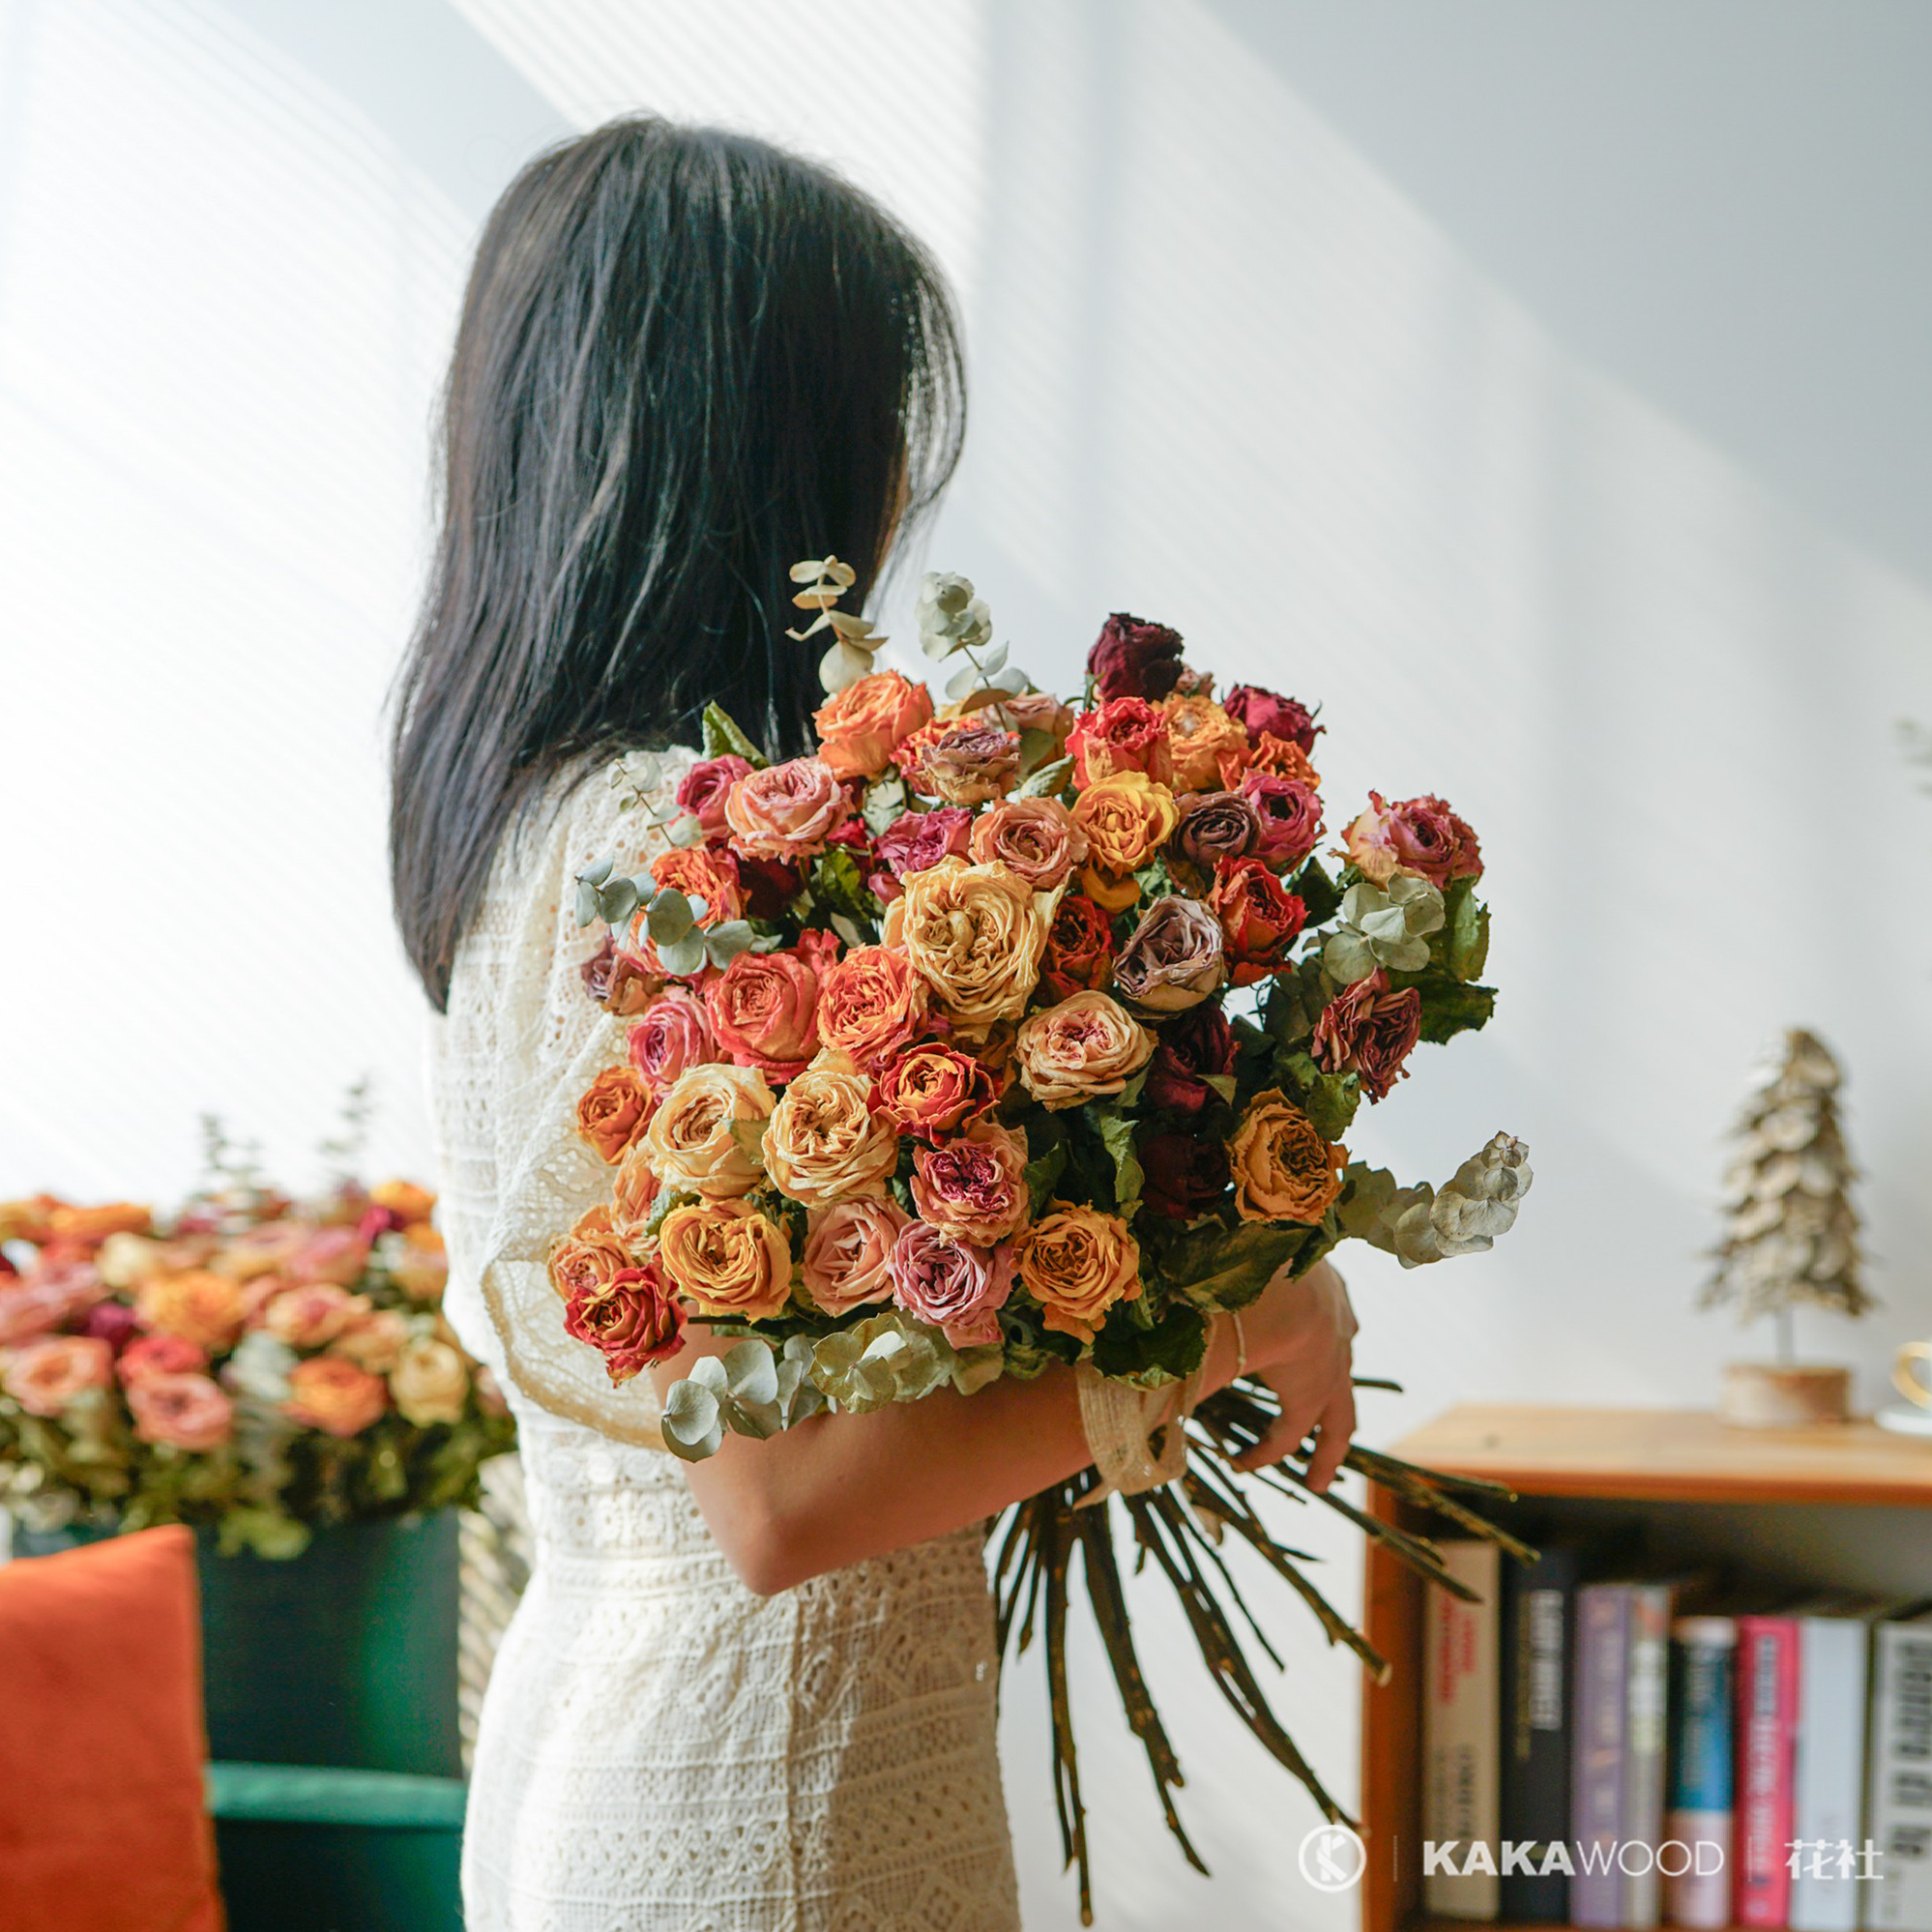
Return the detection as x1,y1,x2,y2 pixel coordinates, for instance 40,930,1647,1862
1222,685,1321,753
1209,858,1307,984
1087,613,1186,702
867,806,974,902
1139,1133,1233,1220
888,1222,1013,1349
1172,790,1261,870
1228,1092,1347,1222
1014,1206,1141,1343
1144,1004,1238,1114
1068,697,1174,787
723,756,845,861
1342,792,1481,889
564,1265,686,1384
910,1121,1031,1247
676,754,752,835
969,796,1088,891
1039,893,1117,1003
1113,894,1227,1013
872,1040,1001,1138
1310,967,1423,1102
1241,774,1324,868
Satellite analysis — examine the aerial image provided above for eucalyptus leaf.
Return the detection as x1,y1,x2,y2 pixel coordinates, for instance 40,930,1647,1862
647,890,696,946
656,932,707,978
660,1378,724,1461
700,702,770,768
1017,756,1074,801
706,921,755,966
597,877,640,926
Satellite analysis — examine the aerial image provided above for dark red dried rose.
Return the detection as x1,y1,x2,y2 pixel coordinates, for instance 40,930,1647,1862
1087,613,1186,702
1139,1132,1233,1220
1143,1004,1238,1114
1222,685,1321,753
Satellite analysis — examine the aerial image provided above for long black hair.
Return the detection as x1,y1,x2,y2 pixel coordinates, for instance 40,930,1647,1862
389,118,965,1009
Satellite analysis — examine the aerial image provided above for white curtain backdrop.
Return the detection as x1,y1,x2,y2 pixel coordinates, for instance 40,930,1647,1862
4,4,1930,1926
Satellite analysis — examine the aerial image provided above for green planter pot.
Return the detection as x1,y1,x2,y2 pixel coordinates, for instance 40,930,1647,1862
14,1512,462,1776
12,1512,466,1932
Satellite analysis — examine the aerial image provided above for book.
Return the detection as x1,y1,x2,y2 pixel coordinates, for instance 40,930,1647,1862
1792,1596,1901,1932
1573,1582,1633,1929
1499,1540,1587,1921
1623,1583,1676,1929
1735,1613,1800,1927
1865,1610,1932,1932
1424,1539,1503,1919
1664,1615,1736,1930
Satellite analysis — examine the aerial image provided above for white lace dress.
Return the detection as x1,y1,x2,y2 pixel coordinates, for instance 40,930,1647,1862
426,754,1021,1932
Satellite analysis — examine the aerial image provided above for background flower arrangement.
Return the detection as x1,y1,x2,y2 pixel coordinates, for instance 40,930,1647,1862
0,1121,513,1558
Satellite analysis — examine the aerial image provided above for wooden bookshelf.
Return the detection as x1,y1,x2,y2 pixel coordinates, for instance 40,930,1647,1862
1359,1403,1932,1932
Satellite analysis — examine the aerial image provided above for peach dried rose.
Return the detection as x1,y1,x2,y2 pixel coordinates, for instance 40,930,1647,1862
283,1355,389,1437
1014,1205,1142,1344
574,1066,654,1165
640,1063,776,1199
1071,771,1179,875
1227,1091,1347,1223
813,669,934,780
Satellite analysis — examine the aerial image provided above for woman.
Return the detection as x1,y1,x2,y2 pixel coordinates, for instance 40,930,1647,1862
393,118,1358,1932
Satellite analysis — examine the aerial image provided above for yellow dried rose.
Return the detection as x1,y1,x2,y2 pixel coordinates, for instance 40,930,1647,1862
640,1063,776,1199
763,1050,901,1208
1072,771,1179,874
882,858,1056,1035
657,1200,793,1321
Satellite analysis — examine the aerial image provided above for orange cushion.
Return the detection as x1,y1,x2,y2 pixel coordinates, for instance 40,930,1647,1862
0,1526,222,1932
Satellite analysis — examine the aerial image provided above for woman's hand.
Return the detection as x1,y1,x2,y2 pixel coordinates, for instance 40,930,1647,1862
1228,1258,1359,1490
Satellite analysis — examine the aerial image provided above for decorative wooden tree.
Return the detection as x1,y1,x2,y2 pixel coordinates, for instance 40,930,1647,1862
1703,1028,1869,1424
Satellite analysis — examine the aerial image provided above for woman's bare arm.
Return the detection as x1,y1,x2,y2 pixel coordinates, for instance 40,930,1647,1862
647,1259,1358,1595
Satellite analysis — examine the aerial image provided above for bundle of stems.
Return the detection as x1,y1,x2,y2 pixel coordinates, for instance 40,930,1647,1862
990,1374,1533,1924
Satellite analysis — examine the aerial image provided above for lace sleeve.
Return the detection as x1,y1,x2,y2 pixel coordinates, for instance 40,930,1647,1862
452,750,696,1449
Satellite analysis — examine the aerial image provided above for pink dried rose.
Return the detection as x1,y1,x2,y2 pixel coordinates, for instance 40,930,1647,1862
675,754,753,835
887,1221,1015,1349
116,1332,210,1386
723,755,845,861
79,1301,141,1351
288,1226,370,1288
1240,774,1324,868
1088,612,1186,702
801,1197,913,1316
628,987,720,1097
909,1122,1032,1247
0,1276,73,1347
968,796,1088,891
1341,792,1481,890
867,806,973,902
259,1281,372,1349
127,1369,235,1451
2,1335,113,1417
1311,967,1423,1102
705,930,834,1080
1222,685,1322,753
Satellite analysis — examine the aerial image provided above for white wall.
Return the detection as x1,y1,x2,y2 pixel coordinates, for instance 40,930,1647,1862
5,4,1930,1927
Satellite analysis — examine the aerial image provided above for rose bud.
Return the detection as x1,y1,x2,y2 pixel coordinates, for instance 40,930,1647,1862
1222,684,1322,753
1171,790,1262,871
1112,894,1227,1013
1087,612,1186,702
1139,1133,1233,1220
1143,1004,1238,1114
1310,967,1423,1102
1209,858,1307,985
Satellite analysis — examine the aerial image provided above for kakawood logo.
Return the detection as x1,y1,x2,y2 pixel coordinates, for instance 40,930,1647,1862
1423,1840,1726,1878
1299,1823,1367,1892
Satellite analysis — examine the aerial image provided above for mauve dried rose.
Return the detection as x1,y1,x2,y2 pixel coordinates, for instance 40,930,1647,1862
1112,895,1227,1013
1172,790,1261,870
1311,967,1423,1102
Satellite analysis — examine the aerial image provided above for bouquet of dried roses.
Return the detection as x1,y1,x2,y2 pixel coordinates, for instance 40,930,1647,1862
0,1130,514,1558
553,560,1533,1916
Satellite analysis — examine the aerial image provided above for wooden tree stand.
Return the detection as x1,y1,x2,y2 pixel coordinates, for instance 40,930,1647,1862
1717,1359,1852,1427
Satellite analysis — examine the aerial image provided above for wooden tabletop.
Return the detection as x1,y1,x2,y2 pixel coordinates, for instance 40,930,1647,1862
1387,1402,1932,1507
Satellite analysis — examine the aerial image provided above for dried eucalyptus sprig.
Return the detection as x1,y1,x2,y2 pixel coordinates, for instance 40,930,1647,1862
1323,875,1445,981
789,556,888,693
571,859,756,977
916,570,1030,704
1339,1133,1535,1267
993,1379,1531,1924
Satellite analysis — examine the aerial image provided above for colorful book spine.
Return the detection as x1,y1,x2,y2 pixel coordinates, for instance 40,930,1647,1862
1735,1615,1800,1928
1572,1583,1632,1929
1864,1614,1932,1932
1792,1611,1875,1932
1424,1539,1503,1920
1623,1585,1674,1929
1499,1543,1582,1921
1665,1616,1736,1930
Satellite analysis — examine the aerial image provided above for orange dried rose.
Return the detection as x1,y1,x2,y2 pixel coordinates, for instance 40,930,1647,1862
574,1066,653,1164
812,669,934,780
1227,1091,1347,1223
